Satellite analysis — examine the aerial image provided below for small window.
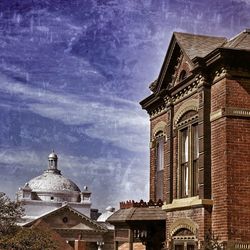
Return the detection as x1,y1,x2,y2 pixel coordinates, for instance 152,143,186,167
179,70,187,81
156,137,164,171
62,217,68,223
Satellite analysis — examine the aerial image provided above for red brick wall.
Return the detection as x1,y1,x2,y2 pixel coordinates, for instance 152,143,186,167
211,117,229,240
211,77,250,241
226,79,250,108
226,118,250,241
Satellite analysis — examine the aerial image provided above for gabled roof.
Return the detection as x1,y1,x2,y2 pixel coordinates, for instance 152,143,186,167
23,204,107,232
140,29,250,111
154,32,226,93
174,32,226,60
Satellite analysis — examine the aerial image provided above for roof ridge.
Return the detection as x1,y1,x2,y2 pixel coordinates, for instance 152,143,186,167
227,29,250,43
174,31,226,40
226,31,248,48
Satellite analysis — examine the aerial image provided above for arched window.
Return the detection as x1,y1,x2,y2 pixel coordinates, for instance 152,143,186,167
155,131,164,201
179,70,187,81
178,111,199,198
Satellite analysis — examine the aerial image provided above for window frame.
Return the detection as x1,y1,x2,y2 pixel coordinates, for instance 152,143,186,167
177,114,199,198
155,131,165,201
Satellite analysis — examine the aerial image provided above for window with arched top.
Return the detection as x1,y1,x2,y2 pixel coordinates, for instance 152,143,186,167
177,110,199,198
155,131,164,201
179,70,187,81
172,228,196,250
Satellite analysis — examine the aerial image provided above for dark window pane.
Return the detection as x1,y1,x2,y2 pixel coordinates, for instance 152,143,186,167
181,162,188,197
157,138,164,171
193,125,199,159
192,160,199,196
175,244,184,250
181,129,189,164
156,170,163,201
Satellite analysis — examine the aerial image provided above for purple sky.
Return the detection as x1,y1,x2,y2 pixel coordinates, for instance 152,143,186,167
0,0,250,211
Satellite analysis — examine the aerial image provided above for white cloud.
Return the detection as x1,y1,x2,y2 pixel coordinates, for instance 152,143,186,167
0,149,42,167
0,74,149,152
0,148,122,174
234,0,250,3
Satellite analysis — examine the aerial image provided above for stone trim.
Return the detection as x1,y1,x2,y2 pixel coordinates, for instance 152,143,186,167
210,107,250,122
169,217,198,237
212,67,228,84
176,115,198,129
171,82,198,105
162,196,213,212
150,121,167,148
152,121,167,137
233,243,250,249
173,99,199,127
149,104,167,118
149,76,202,118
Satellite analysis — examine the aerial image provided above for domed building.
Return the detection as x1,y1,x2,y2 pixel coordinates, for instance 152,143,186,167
16,151,115,250
17,151,92,221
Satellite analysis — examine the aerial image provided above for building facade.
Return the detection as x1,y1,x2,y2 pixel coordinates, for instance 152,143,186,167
140,30,250,249
109,30,250,250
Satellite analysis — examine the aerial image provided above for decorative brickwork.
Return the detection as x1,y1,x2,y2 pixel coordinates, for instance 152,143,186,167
119,199,163,209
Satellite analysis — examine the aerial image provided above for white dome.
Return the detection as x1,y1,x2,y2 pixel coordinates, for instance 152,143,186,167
28,172,80,192
48,152,58,159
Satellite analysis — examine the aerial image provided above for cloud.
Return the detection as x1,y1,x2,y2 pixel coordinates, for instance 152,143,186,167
0,148,121,175
0,149,42,167
0,74,149,152
233,0,250,3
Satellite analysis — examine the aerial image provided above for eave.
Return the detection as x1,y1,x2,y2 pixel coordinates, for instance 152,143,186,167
194,47,250,70
140,92,166,112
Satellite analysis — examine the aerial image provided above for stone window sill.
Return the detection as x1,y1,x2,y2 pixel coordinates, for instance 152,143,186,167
162,196,213,211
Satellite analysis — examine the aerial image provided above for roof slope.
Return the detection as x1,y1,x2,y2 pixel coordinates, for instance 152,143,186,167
174,32,226,59
107,207,166,223
31,220,74,250
23,204,107,232
223,29,250,50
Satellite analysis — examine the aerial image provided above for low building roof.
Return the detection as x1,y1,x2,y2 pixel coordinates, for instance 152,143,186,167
107,206,166,223
23,204,107,232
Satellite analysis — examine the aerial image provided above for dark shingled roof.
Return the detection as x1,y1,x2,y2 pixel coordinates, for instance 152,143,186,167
107,207,166,223
174,29,250,60
174,32,226,59
223,29,250,50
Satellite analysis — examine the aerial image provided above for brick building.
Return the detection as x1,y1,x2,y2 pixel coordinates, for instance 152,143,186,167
108,30,250,250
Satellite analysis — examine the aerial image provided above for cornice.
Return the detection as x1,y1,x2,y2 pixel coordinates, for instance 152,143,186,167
149,103,167,119
210,107,250,122
148,75,203,118
171,81,198,105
